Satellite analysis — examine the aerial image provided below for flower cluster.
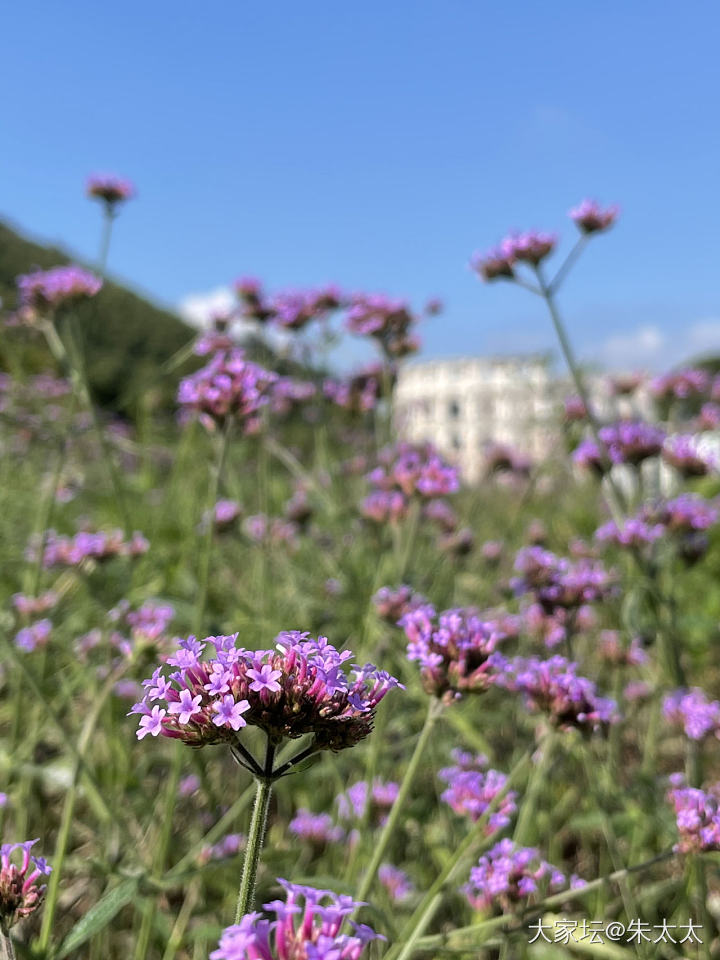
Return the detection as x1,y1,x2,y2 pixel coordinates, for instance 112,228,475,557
178,348,277,431
400,604,509,699
324,362,389,414
462,839,570,912
662,435,716,478
573,421,666,472
569,199,619,234
14,619,52,653
663,689,720,741
39,529,148,568
270,378,317,416
471,230,556,282
503,655,618,731
16,265,102,315
598,632,648,667
368,442,460,500
235,279,343,329
198,833,245,865
667,779,720,853
378,864,414,903
439,750,517,830
651,369,710,402
86,173,135,207
289,810,344,847
132,632,402,752
211,880,384,960
345,293,422,358
336,779,399,825
0,839,52,929
372,585,427,624
12,590,58,617
214,499,242,532
512,547,614,613
595,517,666,549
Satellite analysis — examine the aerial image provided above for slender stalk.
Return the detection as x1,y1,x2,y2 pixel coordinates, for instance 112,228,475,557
532,266,626,519
356,698,444,904
161,877,201,960
387,751,530,960
195,419,233,635
37,661,130,951
513,733,554,845
235,774,273,922
0,927,16,960
98,208,116,275
41,317,131,531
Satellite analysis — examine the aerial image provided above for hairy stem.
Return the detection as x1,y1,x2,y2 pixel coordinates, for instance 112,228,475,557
235,770,274,922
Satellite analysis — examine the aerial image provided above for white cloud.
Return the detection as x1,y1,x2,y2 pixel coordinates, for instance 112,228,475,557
688,319,720,355
177,286,236,329
592,324,667,370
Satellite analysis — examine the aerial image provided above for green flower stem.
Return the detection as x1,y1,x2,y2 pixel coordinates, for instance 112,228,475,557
40,317,131,532
235,775,273,922
512,733,555,846
356,698,444,905
194,419,233,636
37,660,131,952
0,926,15,960
532,267,626,520
98,208,115,274
387,750,531,960
134,747,184,960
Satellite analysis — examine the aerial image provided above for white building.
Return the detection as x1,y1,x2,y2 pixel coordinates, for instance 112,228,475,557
394,355,558,480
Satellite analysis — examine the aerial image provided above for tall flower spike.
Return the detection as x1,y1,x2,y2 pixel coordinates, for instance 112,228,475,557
132,632,402,754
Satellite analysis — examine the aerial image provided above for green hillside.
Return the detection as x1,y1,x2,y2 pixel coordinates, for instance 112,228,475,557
0,219,195,410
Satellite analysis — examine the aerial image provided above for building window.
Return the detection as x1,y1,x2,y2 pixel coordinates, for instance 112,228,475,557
448,399,461,419
451,434,462,449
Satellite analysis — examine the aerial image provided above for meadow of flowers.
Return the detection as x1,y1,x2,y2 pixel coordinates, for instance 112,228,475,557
2,184,720,959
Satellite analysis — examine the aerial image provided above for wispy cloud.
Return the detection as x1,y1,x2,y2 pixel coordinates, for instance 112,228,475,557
589,320,720,371
177,286,235,328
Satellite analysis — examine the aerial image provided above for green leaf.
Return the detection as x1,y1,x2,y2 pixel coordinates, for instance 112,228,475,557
55,876,141,959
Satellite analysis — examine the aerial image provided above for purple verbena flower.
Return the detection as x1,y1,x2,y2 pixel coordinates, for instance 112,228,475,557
17,266,102,316
569,199,619,234
400,604,509,700
132,632,402,751
0,839,52,928
211,880,384,960
439,750,517,831
463,838,570,912
663,689,720,741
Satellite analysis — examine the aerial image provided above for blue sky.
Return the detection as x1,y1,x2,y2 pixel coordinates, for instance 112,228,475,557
3,1,720,370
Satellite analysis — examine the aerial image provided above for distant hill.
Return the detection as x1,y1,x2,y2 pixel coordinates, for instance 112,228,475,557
0,219,196,411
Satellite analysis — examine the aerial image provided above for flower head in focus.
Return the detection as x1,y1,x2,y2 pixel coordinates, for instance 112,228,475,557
132,632,402,754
